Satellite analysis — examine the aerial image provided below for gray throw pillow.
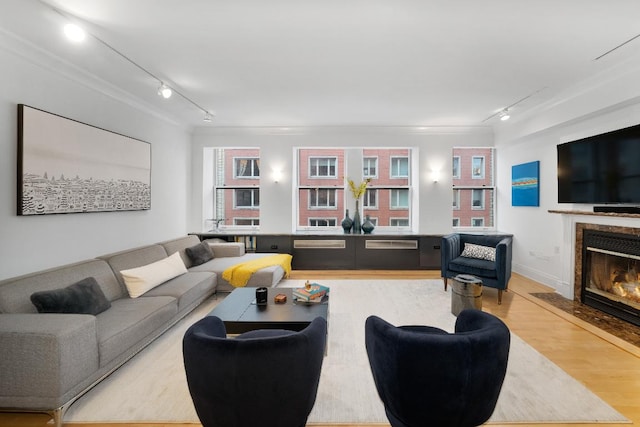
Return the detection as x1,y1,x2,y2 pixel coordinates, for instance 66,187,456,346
185,241,214,266
30,276,111,315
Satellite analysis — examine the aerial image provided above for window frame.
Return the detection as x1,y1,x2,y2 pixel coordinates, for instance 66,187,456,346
390,217,410,227
471,188,485,210
363,156,378,178
471,217,485,227
234,217,260,226
471,156,485,179
233,188,260,209
233,157,260,179
363,188,378,209
452,156,460,179
390,188,410,209
309,217,337,227
390,156,409,178
308,188,337,209
309,156,338,178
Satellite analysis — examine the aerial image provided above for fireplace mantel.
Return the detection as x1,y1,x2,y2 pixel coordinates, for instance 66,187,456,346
549,209,640,219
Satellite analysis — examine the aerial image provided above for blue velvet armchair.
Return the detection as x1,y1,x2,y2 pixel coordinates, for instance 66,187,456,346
441,233,513,304
365,310,511,427
183,315,327,427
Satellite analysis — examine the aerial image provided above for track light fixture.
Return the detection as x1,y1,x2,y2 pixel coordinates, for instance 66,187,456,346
499,110,510,121
157,83,172,99
54,5,214,123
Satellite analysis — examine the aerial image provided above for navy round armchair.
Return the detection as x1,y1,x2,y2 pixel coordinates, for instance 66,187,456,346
183,315,327,427
365,309,510,427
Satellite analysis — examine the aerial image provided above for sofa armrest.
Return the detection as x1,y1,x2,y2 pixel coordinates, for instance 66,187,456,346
441,233,461,276
208,242,245,258
495,236,513,284
0,313,99,406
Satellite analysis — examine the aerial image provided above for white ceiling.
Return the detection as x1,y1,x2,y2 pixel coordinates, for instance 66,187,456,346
3,0,640,129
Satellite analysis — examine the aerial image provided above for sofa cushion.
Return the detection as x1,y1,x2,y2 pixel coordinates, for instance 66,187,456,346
460,243,496,262
96,296,177,367
143,271,216,312
448,256,498,279
30,277,111,315
120,252,188,298
185,242,214,266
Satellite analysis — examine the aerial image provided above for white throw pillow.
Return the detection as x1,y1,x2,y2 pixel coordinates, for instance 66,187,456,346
120,252,187,298
460,243,496,262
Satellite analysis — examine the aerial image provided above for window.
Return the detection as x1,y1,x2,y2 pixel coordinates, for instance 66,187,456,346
297,148,412,231
390,189,409,209
208,148,260,230
309,218,336,227
451,148,494,228
234,158,259,178
235,218,259,226
472,189,484,209
452,218,460,227
309,188,336,208
363,189,377,208
235,189,259,208
309,157,337,178
391,157,409,178
452,156,460,179
472,156,485,179
390,218,409,227
363,157,378,178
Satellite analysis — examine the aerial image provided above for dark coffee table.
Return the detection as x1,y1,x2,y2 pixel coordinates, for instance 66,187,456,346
209,287,329,334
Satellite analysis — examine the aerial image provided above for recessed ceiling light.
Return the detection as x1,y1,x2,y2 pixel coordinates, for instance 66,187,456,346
63,23,85,42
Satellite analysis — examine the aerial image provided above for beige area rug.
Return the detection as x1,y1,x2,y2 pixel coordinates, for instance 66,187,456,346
64,279,628,425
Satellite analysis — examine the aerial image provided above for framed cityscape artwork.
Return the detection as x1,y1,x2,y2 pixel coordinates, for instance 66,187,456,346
17,104,151,215
511,160,540,207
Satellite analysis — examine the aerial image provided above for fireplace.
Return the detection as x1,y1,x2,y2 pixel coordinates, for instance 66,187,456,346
582,229,640,327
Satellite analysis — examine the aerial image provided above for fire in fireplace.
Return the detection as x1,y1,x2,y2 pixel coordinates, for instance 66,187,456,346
582,229,640,327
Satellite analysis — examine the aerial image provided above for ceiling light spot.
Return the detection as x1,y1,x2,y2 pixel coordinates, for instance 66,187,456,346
64,23,85,42
157,83,172,99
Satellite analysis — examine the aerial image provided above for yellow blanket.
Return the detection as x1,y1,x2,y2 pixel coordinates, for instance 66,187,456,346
222,254,292,288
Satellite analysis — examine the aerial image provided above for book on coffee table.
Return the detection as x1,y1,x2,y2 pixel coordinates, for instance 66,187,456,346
293,283,329,302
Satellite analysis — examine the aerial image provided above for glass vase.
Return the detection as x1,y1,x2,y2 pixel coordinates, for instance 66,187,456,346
352,200,362,234
341,209,353,234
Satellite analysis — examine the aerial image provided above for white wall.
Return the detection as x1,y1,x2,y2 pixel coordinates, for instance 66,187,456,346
0,32,192,280
190,127,494,235
495,52,640,297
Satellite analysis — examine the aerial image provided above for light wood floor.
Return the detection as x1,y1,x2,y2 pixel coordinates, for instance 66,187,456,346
2,271,638,427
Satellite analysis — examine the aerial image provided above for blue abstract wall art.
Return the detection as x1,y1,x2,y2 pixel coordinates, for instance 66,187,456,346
512,161,540,207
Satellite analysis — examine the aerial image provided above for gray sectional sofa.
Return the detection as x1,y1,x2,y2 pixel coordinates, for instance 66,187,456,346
0,235,287,427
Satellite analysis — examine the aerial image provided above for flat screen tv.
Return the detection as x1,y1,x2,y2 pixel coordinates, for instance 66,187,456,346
557,123,640,204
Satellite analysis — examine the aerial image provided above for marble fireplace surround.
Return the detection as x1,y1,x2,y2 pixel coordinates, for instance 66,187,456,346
573,221,640,302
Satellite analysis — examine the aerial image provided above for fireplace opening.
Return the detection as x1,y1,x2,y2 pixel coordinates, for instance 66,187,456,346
582,230,640,327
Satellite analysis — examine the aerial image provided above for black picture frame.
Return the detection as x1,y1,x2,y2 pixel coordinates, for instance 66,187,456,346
17,104,151,215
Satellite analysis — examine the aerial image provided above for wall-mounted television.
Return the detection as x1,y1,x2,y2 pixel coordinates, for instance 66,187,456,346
557,123,640,205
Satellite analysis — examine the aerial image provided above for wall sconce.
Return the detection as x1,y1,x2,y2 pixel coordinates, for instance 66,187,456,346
272,169,283,183
430,170,440,183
